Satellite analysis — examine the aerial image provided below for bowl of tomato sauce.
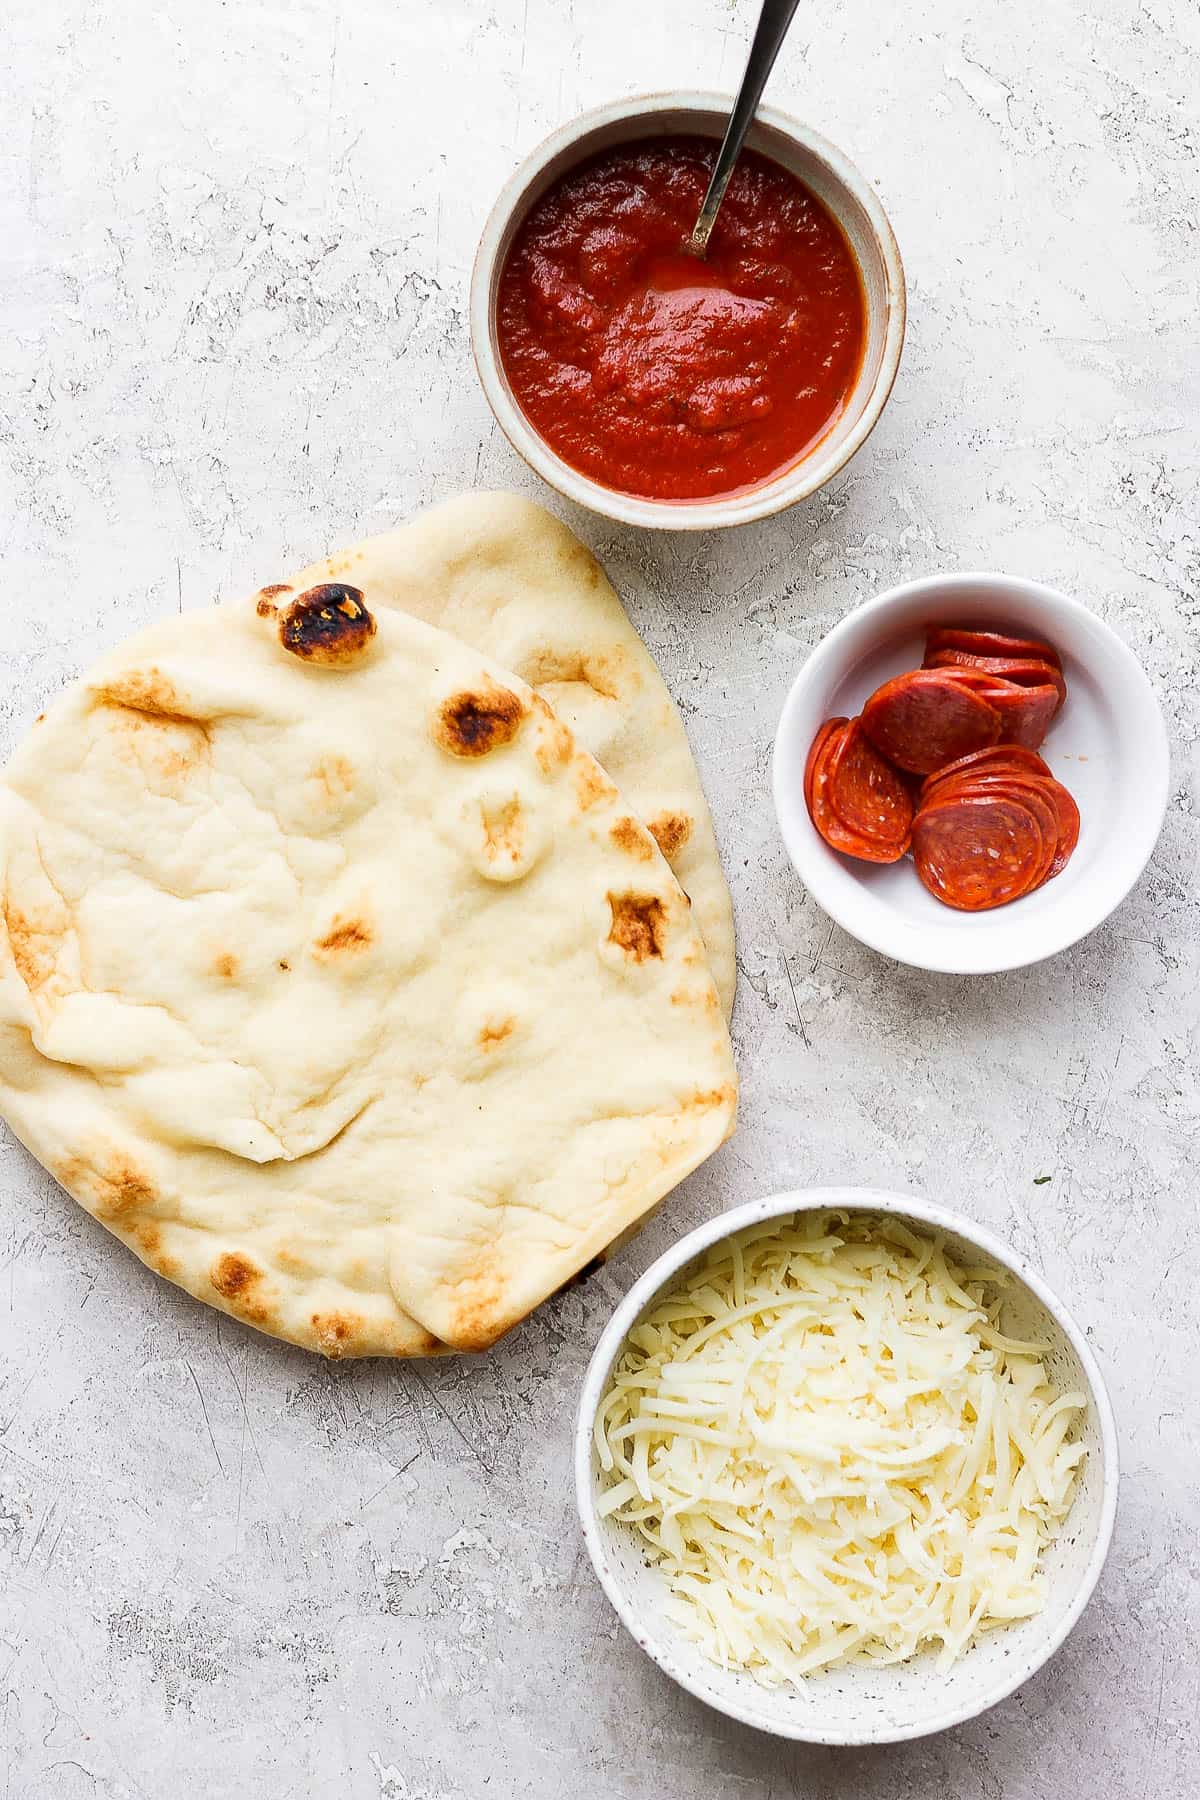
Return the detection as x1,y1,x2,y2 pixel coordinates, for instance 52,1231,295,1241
470,91,905,531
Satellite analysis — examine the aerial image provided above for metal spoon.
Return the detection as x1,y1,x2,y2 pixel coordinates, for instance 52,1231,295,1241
685,0,802,257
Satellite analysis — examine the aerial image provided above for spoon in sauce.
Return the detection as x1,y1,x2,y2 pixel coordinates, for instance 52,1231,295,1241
685,0,803,257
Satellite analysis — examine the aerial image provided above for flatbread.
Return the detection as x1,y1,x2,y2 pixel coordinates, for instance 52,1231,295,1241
0,584,736,1355
283,492,737,1018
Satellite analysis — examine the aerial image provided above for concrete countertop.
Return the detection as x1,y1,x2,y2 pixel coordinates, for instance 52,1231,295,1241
1,1,1197,1795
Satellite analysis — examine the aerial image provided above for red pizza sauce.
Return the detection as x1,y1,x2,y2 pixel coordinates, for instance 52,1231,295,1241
495,135,867,502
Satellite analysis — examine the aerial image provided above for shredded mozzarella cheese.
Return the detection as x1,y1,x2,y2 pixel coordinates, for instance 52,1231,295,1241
595,1212,1087,1682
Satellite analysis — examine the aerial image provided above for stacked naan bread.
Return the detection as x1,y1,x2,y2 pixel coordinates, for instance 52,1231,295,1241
0,494,736,1355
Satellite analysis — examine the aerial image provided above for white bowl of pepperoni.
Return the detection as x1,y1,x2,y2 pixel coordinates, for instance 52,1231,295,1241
773,574,1169,974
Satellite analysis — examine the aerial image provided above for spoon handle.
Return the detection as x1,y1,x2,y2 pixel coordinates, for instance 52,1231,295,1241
687,0,802,255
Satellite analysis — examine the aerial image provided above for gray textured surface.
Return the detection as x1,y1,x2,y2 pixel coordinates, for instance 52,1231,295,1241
1,0,1197,1794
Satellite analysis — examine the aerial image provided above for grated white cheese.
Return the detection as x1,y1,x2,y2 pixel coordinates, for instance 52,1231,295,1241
595,1212,1087,1683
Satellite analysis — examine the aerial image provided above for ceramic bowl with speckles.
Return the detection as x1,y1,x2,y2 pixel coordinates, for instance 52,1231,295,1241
470,91,905,531
773,572,1170,974
574,1187,1118,1744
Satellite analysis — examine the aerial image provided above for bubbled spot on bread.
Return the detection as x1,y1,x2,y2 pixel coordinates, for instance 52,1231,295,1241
312,914,373,959
648,811,693,860
3,897,66,993
527,693,573,772
211,1251,261,1299
444,1263,508,1353
255,583,293,618
574,759,618,812
434,681,526,758
95,669,211,734
481,798,525,862
609,817,654,861
93,670,212,784
57,1149,157,1223
606,893,668,962
477,1016,515,1051
278,584,376,667
310,1310,359,1358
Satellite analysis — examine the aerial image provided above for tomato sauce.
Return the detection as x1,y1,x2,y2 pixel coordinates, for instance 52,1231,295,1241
496,136,867,502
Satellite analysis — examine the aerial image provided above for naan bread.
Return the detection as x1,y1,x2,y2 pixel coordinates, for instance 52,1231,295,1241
282,492,737,1018
0,585,736,1355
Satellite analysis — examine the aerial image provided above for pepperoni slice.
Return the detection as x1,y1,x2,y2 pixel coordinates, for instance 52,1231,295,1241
925,626,1062,667
808,722,908,863
805,717,848,813
933,775,1059,890
919,744,1052,801
912,793,1047,910
982,681,1060,749
922,667,1012,696
823,718,913,856
1042,778,1080,877
924,649,1066,710
859,670,1002,775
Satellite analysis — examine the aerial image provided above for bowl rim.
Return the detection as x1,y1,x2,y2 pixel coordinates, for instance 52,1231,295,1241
573,1184,1120,1745
772,571,1171,975
469,89,906,532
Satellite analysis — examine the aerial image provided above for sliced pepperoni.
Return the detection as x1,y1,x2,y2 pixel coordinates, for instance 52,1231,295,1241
1042,778,1080,877
919,744,1052,801
859,670,1002,775
805,716,848,813
823,717,913,856
922,666,1011,696
933,774,1059,890
930,674,1058,747
983,681,1060,749
924,649,1066,710
911,792,1047,911
808,722,905,862
925,626,1062,667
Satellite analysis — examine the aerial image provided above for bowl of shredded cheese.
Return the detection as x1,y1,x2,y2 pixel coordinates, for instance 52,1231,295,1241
575,1189,1117,1743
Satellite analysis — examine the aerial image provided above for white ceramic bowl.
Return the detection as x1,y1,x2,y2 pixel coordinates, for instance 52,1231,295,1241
575,1187,1118,1744
470,92,905,531
773,574,1170,974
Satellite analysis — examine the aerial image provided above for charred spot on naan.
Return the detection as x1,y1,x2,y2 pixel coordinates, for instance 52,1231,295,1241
574,759,619,811
481,797,525,862
93,669,211,783
2,896,68,994
648,811,693,860
56,1147,157,1223
609,817,654,861
441,1264,509,1353
254,583,293,618
309,1310,357,1356
606,892,668,962
434,680,526,758
95,668,209,730
211,951,238,980
527,693,573,772
209,1252,273,1324
211,1251,261,1300
312,913,373,960
684,1084,738,1113
671,983,722,1014
308,754,356,804
129,1220,180,1281
278,584,376,667
477,1015,515,1051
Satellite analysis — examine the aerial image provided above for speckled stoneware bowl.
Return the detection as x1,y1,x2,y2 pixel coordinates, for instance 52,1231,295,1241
773,574,1170,975
470,91,905,531
574,1187,1118,1744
